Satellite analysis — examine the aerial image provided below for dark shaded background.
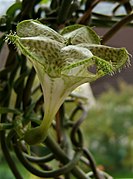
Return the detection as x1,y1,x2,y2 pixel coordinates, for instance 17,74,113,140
91,27,133,96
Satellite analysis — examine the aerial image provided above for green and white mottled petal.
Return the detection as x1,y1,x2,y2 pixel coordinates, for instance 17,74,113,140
19,36,64,65
8,34,65,77
60,25,100,45
77,44,130,70
17,20,65,43
60,45,93,63
62,55,113,78
60,45,113,77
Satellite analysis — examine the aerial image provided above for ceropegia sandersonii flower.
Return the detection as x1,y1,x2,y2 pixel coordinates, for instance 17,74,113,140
7,20,130,145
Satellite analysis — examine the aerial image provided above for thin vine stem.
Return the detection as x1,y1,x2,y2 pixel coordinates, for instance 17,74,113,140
13,137,82,178
24,153,55,163
77,0,102,24
57,0,73,24
102,12,133,44
0,127,23,179
0,48,23,179
23,67,36,108
45,135,90,179
83,148,103,179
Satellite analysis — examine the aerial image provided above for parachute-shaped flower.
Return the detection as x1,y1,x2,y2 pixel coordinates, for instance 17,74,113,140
7,20,130,145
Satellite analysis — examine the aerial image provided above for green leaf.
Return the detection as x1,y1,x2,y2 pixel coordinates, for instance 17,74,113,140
6,2,22,18
0,123,13,130
0,107,21,114
40,0,49,4
14,71,29,93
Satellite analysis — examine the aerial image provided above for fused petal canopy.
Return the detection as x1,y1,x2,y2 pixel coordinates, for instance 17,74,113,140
7,20,130,145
